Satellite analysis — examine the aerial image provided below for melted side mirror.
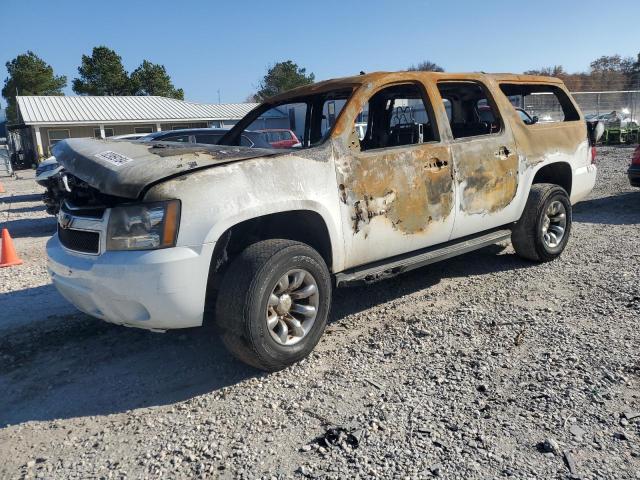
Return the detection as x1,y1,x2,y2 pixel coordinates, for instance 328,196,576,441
587,120,606,145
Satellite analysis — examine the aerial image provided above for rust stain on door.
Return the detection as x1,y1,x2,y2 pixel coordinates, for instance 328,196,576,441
338,143,454,234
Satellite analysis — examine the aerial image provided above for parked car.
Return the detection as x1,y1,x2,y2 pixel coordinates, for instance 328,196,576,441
139,128,271,148
258,129,300,148
629,145,640,187
46,71,597,371
477,105,538,129
585,111,638,128
36,156,63,186
112,133,149,140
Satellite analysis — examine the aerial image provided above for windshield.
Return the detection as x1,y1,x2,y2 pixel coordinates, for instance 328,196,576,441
222,88,353,149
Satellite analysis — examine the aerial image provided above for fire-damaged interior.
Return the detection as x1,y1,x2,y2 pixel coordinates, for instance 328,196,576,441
358,83,439,151
437,81,503,138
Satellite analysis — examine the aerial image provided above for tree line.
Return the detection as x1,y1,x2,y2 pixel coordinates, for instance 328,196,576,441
410,54,640,91
1,47,184,122
3,49,640,124
524,54,640,92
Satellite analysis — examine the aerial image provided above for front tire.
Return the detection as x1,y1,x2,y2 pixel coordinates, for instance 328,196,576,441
511,183,572,262
215,239,332,371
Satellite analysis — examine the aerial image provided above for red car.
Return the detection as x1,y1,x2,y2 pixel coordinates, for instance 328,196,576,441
259,129,300,149
629,145,640,187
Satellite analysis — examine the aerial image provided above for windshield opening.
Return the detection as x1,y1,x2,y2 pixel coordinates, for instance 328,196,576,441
220,88,353,149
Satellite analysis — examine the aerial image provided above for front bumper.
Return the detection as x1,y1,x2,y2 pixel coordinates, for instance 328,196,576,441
47,235,215,330
628,165,640,187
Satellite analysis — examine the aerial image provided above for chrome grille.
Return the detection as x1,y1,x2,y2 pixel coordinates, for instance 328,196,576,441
56,203,106,255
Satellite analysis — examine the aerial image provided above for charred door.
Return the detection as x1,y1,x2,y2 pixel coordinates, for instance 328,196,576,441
436,81,520,239
335,82,456,269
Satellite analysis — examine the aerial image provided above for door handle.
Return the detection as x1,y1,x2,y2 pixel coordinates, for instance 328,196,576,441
496,146,511,158
425,158,448,169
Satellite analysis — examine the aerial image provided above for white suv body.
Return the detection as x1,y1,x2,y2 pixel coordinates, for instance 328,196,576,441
47,72,597,370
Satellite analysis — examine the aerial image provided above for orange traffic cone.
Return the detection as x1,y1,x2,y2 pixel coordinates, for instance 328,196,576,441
0,181,5,193
0,228,23,267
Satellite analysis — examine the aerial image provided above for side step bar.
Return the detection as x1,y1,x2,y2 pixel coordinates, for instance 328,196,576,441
335,228,512,286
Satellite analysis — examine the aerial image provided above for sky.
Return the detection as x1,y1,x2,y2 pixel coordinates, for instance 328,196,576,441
1,0,639,106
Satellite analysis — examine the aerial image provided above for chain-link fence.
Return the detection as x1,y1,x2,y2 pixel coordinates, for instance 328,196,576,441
522,90,640,125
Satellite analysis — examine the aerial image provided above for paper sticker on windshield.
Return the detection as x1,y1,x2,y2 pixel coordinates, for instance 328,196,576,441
95,151,133,167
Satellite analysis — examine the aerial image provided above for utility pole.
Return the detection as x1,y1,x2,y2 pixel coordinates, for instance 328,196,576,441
217,89,221,104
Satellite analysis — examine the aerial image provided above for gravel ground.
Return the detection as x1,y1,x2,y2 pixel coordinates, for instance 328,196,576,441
0,147,639,480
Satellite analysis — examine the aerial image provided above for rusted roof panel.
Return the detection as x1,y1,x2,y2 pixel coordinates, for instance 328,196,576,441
265,71,562,103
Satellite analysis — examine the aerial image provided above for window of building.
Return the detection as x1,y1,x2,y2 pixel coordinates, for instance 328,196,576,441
93,128,115,138
356,83,438,151
437,81,502,139
48,129,70,146
499,84,580,124
134,126,154,134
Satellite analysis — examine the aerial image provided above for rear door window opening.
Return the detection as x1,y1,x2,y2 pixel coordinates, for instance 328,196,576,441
499,83,580,124
437,81,503,139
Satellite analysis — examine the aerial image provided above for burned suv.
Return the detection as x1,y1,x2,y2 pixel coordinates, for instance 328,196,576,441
47,72,597,371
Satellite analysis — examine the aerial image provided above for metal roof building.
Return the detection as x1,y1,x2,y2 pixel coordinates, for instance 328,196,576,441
17,96,257,125
11,95,259,162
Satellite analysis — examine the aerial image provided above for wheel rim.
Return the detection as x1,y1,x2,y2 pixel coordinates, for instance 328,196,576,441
266,269,319,346
541,200,567,249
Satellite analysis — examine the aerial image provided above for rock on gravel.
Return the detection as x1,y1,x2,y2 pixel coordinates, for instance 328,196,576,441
0,147,639,479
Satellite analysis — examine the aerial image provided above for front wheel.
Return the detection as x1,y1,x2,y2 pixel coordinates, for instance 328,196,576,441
511,183,572,262
215,239,332,371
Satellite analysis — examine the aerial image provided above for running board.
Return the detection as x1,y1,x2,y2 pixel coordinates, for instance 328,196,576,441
335,228,512,286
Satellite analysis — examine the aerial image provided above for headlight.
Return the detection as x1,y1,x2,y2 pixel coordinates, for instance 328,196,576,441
106,200,180,251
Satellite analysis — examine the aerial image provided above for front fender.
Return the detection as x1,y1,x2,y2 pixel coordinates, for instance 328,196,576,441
202,200,344,271
144,154,346,272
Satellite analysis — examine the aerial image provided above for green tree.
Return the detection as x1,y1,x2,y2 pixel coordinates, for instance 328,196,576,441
408,61,444,72
130,60,184,99
589,55,634,90
72,46,130,95
1,51,67,122
523,65,588,90
254,60,315,101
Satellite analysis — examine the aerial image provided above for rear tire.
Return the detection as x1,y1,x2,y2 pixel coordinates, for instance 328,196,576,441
511,183,572,262
215,239,331,371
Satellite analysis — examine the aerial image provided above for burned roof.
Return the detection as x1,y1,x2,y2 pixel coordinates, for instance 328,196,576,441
265,71,563,103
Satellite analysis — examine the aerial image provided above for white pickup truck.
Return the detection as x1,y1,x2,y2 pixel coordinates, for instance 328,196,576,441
46,71,598,371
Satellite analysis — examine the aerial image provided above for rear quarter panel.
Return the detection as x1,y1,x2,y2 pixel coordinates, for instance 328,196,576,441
495,82,593,216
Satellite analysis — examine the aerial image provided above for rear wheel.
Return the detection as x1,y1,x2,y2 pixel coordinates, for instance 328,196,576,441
511,183,572,262
215,239,331,371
